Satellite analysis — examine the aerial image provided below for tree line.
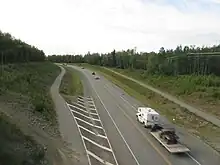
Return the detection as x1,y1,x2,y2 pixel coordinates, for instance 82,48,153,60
48,44,220,76
0,30,46,64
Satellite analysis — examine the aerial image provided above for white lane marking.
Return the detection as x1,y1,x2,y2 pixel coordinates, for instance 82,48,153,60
77,103,85,108
67,103,98,116
87,150,115,165
88,96,119,165
68,104,88,113
68,103,86,110
105,84,137,111
71,109,101,121
66,103,92,165
67,97,117,165
90,108,97,111
88,100,94,104
104,85,173,165
106,81,203,165
83,136,112,152
77,97,85,102
74,102,86,109
77,99,85,104
75,117,104,129
78,125,107,139
90,83,140,165
186,153,202,165
120,96,136,110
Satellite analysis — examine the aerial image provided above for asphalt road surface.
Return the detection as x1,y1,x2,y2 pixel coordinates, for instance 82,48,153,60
68,65,220,165
104,67,220,128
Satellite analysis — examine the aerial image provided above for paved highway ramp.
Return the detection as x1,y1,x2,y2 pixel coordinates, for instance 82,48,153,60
66,65,220,165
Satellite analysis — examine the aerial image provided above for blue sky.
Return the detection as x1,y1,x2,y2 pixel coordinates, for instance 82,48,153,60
0,0,219,54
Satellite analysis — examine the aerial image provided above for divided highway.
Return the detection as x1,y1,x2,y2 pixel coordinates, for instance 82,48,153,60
67,65,220,165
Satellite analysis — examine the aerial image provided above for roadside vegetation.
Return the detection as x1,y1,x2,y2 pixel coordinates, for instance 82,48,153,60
82,64,220,153
111,68,220,119
60,66,83,103
0,112,46,165
0,30,66,165
48,44,220,153
0,62,60,122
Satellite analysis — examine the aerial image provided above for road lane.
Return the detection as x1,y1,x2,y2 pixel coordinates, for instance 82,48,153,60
71,66,140,165
87,70,200,165
70,65,220,165
71,66,169,165
96,69,220,165
103,80,220,165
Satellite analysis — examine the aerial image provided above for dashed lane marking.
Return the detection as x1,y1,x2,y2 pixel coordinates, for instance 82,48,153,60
109,86,202,165
82,136,112,152
87,150,115,165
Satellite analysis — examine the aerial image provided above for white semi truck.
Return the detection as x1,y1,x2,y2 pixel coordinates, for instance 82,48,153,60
136,107,190,154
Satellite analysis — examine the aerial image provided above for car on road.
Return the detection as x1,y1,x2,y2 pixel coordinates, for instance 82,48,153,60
95,76,100,80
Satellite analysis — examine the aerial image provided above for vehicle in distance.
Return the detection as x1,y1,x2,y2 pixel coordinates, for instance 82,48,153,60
95,76,100,80
81,67,84,69
92,72,95,75
136,107,190,153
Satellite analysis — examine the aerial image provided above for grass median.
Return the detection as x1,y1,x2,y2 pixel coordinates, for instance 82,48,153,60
80,63,220,153
60,66,83,103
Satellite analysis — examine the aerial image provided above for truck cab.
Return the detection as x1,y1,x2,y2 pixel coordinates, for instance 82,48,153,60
136,107,160,128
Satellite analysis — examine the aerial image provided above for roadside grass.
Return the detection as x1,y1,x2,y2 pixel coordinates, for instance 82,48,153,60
110,68,220,119
60,66,83,103
0,112,47,165
81,64,220,153
0,62,60,123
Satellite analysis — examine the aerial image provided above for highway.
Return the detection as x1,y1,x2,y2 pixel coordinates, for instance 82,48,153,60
68,65,220,165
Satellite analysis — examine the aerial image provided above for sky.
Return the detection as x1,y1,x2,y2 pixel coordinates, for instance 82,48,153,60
0,0,220,55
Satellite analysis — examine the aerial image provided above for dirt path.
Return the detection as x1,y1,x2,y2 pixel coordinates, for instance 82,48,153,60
50,65,89,165
105,67,220,128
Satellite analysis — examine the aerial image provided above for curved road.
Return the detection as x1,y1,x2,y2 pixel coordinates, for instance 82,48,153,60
67,65,220,165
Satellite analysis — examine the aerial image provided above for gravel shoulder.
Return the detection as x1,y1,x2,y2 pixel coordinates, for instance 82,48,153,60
50,65,89,165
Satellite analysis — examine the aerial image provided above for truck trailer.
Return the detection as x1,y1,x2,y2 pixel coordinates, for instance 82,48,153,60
150,124,190,153
136,107,190,154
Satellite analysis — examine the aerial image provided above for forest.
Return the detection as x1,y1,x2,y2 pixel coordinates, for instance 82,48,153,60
0,30,45,64
48,44,220,76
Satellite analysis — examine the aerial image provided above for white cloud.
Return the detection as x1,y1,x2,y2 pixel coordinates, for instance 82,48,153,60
0,0,219,54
